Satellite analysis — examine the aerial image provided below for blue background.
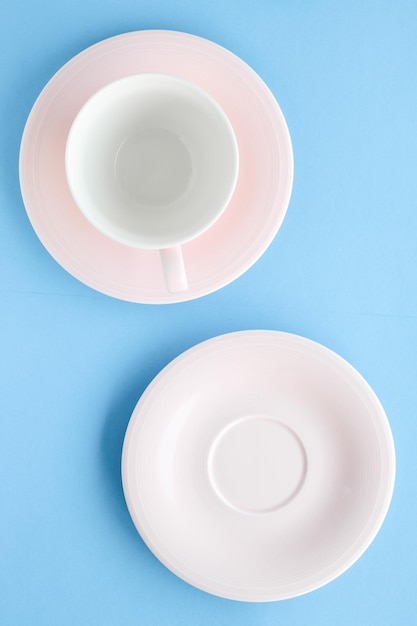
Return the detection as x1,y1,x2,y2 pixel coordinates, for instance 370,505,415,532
1,1,416,624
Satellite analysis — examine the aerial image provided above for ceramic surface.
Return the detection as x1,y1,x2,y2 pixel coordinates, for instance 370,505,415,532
66,73,238,251
65,72,238,293
19,30,293,303
122,330,395,601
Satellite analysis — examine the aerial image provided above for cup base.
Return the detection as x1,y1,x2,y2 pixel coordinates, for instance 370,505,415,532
115,128,193,207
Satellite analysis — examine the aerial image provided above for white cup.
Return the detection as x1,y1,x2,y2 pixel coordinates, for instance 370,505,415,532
65,74,239,292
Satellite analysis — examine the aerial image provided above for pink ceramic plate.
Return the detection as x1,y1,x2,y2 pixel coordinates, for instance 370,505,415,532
122,331,395,601
19,31,293,303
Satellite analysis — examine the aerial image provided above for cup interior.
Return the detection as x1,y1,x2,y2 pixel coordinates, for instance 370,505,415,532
66,74,239,249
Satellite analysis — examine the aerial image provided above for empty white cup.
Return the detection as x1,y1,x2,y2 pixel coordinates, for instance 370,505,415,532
65,74,239,292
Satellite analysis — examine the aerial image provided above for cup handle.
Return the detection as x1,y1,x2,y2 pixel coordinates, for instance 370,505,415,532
159,246,188,293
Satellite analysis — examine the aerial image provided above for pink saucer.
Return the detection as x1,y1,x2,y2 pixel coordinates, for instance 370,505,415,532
122,331,395,600
19,31,293,303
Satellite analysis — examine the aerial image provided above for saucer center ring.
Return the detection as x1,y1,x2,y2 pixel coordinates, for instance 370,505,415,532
208,416,307,514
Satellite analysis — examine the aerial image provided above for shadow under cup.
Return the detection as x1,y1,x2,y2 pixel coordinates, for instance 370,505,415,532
65,74,239,292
